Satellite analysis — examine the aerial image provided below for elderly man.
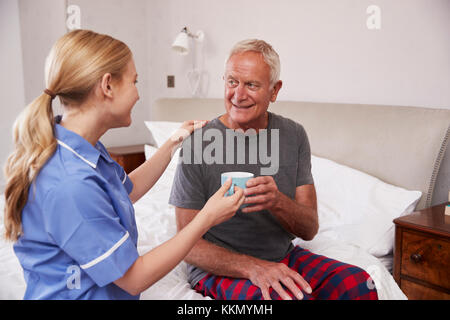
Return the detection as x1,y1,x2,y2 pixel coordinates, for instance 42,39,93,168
169,39,378,300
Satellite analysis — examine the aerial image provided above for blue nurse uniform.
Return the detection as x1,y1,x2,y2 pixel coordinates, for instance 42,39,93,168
14,121,140,299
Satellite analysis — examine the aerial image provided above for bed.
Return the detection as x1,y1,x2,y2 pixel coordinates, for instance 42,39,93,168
1,98,449,300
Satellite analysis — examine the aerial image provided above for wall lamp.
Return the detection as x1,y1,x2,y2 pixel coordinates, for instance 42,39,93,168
172,27,205,55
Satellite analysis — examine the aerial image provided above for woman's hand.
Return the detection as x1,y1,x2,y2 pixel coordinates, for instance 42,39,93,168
128,120,207,203
115,178,243,296
167,120,208,158
171,120,208,145
201,178,245,228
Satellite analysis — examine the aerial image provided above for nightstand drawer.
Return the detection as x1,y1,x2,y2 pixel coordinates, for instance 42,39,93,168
401,230,450,289
401,279,450,300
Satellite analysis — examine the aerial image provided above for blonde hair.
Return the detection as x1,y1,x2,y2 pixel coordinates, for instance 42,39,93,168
3,29,132,241
227,39,281,86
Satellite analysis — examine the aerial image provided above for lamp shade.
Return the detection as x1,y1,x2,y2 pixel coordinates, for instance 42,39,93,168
172,30,189,55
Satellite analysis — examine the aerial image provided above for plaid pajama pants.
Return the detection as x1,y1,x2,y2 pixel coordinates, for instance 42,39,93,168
194,246,378,300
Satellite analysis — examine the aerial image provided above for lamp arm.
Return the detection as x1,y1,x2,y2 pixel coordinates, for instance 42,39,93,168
182,27,204,41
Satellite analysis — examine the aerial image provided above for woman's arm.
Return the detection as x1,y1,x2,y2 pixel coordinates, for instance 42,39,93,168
114,179,245,296
114,207,211,295
127,138,176,203
127,120,207,203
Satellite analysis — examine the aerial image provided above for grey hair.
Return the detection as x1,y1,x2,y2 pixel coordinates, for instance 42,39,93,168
227,39,281,86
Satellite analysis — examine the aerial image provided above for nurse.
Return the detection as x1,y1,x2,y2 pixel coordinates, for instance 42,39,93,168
3,29,245,299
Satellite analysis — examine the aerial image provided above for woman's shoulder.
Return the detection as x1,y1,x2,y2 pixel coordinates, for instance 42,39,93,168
36,149,103,199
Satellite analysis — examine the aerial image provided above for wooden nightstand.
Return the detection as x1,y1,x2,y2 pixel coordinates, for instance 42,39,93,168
393,202,450,300
107,144,146,174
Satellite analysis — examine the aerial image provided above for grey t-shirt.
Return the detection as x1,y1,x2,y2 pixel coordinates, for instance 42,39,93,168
168,112,314,287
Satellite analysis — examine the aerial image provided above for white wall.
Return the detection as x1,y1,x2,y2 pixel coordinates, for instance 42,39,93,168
0,0,26,192
145,0,450,111
1,0,449,190
17,0,150,148
18,0,66,105
1,0,151,190
67,0,150,148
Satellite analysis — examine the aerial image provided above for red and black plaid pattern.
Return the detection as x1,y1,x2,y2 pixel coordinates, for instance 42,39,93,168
194,246,378,300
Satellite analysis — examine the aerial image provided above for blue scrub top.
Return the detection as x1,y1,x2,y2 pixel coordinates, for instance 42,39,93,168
14,122,140,300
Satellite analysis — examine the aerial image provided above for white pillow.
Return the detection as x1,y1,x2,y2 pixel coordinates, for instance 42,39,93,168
144,144,180,203
144,144,154,161
311,155,422,257
144,121,183,147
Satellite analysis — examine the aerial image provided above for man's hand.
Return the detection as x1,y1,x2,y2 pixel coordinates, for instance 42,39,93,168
247,258,312,300
242,178,318,240
241,176,280,213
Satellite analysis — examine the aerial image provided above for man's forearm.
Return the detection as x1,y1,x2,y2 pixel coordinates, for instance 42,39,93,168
271,191,318,240
185,238,260,279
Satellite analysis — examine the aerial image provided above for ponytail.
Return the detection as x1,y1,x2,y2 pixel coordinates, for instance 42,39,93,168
3,93,57,241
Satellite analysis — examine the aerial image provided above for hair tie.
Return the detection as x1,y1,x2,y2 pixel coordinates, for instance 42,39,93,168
44,89,56,100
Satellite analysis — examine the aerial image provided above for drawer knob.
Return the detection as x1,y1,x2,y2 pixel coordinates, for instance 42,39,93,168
410,253,422,263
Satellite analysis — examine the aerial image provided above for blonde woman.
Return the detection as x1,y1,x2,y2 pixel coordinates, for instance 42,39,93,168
3,29,245,300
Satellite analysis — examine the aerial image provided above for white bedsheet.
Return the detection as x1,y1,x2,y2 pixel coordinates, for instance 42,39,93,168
0,186,407,300
134,189,407,300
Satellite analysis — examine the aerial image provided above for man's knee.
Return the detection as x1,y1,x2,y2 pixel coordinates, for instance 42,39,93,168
328,265,378,300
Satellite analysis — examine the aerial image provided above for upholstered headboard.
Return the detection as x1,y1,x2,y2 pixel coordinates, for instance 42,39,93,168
150,98,450,210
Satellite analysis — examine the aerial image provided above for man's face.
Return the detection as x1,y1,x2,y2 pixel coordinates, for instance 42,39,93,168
224,51,281,129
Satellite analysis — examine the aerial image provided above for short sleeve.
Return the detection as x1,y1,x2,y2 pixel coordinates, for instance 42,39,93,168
43,176,139,287
296,125,314,187
168,154,206,210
